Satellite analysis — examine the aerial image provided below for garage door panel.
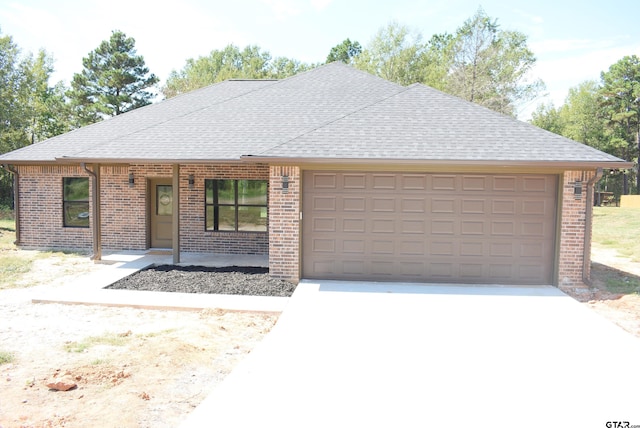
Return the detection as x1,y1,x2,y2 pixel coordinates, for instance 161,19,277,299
460,241,484,256
490,242,513,257
462,176,487,191
460,264,484,278
492,200,516,215
462,199,486,213
432,175,456,190
520,242,544,258
372,240,394,255
342,240,365,254
313,217,336,232
521,222,545,237
343,260,365,275
522,200,547,215
343,218,365,233
491,221,515,236
343,174,366,189
372,174,396,189
303,171,557,285
371,261,395,276
312,239,335,252
372,197,395,211
343,197,365,211
489,264,513,279
402,220,425,234
431,220,455,235
431,241,455,256
401,175,426,190
400,241,424,255
461,221,485,235
398,262,425,277
429,263,455,278
372,219,395,233
312,196,336,211
431,199,456,213
312,174,337,189
401,198,426,213
493,176,517,191
522,176,549,192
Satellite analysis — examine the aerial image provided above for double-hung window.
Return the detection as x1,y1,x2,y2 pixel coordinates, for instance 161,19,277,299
63,177,90,228
205,179,267,232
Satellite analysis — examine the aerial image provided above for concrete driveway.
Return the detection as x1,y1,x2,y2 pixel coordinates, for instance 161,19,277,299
182,281,640,428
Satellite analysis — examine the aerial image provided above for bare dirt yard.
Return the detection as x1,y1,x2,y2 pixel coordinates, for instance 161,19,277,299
584,246,640,339
0,254,280,428
1,244,639,427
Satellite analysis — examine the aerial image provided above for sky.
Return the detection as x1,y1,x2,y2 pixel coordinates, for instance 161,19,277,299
1,0,639,119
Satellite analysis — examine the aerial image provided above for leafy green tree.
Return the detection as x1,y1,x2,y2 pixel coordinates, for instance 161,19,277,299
354,22,427,86
530,103,565,135
0,29,70,206
326,39,362,64
270,57,313,79
446,8,543,116
68,30,158,126
559,81,611,151
599,55,640,194
0,31,30,154
421,33,454,91
163,44,312,98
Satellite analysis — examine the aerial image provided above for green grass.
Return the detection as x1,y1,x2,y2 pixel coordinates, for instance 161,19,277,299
0,350,15,365
0,218,34,289
605,276,640,294
64,332,131,353
592,207,640,262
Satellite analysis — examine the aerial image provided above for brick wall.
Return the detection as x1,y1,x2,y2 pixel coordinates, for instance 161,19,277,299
16,164,597,287
178,163,269,254
16,163,269,255
268,166,301,282
17,165,92,250
557,170,595,291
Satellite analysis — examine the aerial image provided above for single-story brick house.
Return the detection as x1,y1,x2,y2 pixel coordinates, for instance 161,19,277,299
0,63,631,290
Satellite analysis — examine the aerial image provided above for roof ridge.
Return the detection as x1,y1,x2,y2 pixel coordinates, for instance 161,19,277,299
247,83,411,157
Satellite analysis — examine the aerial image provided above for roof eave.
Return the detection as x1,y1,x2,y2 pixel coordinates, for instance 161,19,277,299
51,157,257,165
240,156,634,170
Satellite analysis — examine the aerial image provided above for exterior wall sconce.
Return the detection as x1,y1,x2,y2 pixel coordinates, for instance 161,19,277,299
282,175,289,194
188,174,195,189
574,180,582,199
128,173,135,188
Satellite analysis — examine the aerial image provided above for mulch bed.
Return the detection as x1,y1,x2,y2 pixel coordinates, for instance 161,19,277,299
105,265,296,297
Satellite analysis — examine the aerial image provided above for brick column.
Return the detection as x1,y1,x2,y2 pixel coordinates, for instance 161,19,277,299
557,170,595,291
269,166,300,283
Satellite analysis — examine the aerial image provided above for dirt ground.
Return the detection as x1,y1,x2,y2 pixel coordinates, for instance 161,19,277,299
1,247,639,428
0,256,278,428
585,246,640,339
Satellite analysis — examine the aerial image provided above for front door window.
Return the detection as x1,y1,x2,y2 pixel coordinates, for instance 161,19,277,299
156,185,173,216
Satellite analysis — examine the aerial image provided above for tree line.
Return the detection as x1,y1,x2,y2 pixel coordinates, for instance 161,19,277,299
531,56,640,198
1,7,638,206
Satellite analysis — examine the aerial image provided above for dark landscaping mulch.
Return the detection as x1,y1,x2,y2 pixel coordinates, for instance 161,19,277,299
105,265,296,297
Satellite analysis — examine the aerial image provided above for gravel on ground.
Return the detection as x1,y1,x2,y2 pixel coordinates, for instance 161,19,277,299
105,265,297,297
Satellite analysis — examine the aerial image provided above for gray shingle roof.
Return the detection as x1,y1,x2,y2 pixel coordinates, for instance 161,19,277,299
254,83,625,163
0,63,628,166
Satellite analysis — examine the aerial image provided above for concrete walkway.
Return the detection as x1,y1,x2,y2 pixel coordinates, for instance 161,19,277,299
182,280,640,428
31,251,287,313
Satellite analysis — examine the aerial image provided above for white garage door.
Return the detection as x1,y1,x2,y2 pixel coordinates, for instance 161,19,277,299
302,171,557,285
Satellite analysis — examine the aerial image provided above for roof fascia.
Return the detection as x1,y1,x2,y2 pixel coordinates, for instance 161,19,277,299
239,156,634,170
